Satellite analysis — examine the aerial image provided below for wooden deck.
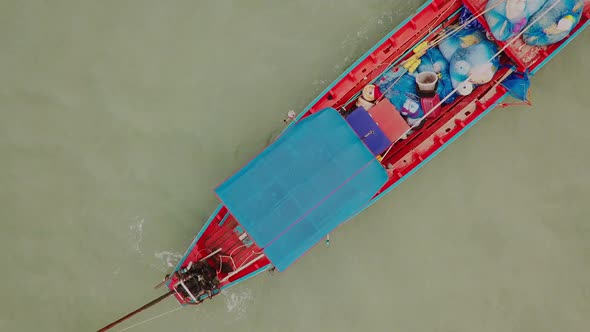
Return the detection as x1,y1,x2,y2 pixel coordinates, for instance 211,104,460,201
168,207,270,304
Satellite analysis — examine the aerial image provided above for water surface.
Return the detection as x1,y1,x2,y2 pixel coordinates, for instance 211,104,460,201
0,1,589,331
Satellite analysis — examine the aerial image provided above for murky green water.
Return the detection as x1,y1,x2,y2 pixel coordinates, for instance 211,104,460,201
1,1,588,331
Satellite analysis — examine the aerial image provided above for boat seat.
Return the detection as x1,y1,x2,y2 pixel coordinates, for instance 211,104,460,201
367,99,410,142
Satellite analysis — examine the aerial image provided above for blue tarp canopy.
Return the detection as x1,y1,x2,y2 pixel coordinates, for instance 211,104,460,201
215,108,388,271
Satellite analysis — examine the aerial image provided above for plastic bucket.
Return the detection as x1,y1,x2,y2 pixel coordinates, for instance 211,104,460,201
415,71,438,93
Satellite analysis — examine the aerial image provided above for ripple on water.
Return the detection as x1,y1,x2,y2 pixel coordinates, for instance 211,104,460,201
221,287,253,324
128,218,144,255
154,251,183,268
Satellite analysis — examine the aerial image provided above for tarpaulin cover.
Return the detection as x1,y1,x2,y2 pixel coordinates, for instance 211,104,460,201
215,108,388,271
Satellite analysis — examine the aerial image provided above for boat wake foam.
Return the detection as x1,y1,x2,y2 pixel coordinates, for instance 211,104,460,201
154,251,183,268
221,287,253,323
128,218,144,255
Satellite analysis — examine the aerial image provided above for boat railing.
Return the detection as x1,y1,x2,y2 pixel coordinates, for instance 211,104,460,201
176,279,199,303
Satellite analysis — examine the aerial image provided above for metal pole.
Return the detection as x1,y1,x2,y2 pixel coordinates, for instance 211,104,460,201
96,291,174,332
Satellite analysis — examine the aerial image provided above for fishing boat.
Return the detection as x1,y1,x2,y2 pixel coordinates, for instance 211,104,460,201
98,0,589,330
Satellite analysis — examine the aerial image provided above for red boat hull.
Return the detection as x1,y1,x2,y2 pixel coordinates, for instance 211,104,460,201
168,0,589,305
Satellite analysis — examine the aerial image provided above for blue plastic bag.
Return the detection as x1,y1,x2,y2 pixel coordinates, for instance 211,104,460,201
449,40,500,95
417,47,449,74
501,69,531,101
375,66,406,94
376,73,424,119
484,0,547,41
522,0,585,45
459,7,486,30
438,27,487,61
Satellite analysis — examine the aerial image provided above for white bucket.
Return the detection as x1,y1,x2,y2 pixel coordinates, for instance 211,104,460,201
415,71,438,93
